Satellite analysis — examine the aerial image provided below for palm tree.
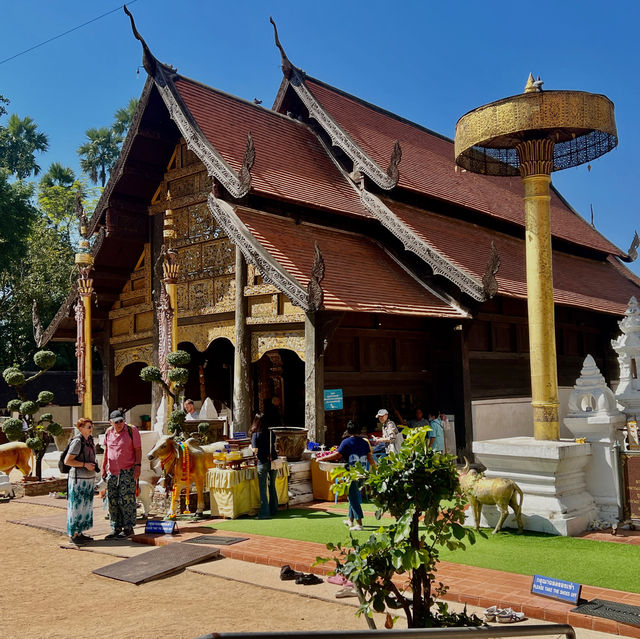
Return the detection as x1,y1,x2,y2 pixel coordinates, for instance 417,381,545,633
0,113,49,178
112,98,139,137
77,127,121,187
39,162,75,188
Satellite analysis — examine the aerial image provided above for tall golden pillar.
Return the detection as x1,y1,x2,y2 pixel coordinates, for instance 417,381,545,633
74,200,94,418
455,76,617,440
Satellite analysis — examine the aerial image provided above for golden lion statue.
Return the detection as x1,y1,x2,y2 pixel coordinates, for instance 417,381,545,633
459,458,524,534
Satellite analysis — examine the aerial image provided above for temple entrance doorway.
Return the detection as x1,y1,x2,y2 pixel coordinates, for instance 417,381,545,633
179,338,234,415
253,349,304,427
115,362,152,429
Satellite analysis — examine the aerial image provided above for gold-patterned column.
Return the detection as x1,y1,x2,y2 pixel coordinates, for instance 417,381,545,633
163,191,179,353
516,139,559,440
75,249,94,419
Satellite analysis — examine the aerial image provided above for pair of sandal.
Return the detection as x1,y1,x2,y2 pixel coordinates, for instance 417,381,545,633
335,586,358,598
279,565,323,585
69,533,92,545
327,574,354,587
483,606,526,623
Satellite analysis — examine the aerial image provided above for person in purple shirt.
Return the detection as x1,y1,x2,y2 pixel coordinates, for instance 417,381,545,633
321,421,375,531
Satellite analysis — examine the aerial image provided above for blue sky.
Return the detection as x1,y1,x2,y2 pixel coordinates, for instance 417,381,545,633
2,0,639,276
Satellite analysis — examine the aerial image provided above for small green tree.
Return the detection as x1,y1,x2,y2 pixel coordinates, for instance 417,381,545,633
140,350,190,437
321,427,483,629
2,350,63,479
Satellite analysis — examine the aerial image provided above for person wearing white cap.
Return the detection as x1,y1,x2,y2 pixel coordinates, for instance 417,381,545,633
373,408,403,455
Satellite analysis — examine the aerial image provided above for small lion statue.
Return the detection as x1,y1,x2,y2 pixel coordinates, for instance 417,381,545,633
458,458,524,534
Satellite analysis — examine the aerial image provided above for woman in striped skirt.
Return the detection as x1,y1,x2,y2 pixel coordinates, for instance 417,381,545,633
65,418,98,545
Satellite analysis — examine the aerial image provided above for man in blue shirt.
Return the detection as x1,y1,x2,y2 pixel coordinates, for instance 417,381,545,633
320,421,375,531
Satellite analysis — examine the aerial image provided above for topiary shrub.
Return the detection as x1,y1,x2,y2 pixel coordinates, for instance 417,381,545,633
19,401,39,415
2,418,24,441
45,422,63,437
37,391,54,406
140,350,192,437
33,350,56,370
167,367,189,385
3,368,25,387
166,350,190,367
140,366,162,382
2,350,58,479
26,437,44,451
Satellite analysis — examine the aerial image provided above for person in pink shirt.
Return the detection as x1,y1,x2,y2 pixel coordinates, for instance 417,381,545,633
101,409,142,539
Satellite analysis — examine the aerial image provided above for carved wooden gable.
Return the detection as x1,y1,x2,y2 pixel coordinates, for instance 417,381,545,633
109,244,153,345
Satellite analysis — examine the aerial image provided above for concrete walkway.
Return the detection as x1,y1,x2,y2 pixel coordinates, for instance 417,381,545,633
9,495,640,638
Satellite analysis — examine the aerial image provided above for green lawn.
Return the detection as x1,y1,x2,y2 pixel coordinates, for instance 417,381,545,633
211,507,640,593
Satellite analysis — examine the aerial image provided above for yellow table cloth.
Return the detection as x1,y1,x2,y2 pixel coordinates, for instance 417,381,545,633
205,464,289,518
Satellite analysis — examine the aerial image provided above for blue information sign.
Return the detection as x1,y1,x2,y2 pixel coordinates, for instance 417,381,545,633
324,389,343,411
144,519,177,535
233,432,247,439
531,574,581,604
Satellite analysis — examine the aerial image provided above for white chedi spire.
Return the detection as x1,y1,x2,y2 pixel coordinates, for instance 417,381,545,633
567,354,620,416
612,296,640,418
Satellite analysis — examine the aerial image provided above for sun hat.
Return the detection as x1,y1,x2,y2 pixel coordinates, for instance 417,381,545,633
375,409,388,418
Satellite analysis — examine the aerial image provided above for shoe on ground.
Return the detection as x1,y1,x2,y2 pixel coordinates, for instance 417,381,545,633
123,527,134,537
335,586,358,598
483,605,503,622
105,529,122,540
77,533,93,542
69,535,87,545
342,519,352,527
349,524,364,531
280,565,304,581
295,573,323,586
497,608,525,623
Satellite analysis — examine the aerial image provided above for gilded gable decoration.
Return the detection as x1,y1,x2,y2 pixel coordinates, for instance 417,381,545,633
208,195,310,310
114,343,154,376
251,330,305,363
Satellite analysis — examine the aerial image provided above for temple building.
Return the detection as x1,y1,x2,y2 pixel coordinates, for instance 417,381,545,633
42,22,640,455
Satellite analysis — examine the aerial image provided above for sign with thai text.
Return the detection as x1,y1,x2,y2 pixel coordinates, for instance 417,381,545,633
531,574,581,604
324,389,343,411
621,451,640,520
144,519,177,535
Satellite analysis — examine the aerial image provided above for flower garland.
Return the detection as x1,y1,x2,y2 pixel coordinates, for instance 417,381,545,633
169,441,191,517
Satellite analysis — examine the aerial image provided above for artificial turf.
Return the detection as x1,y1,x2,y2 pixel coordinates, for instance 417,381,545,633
211,507,640,593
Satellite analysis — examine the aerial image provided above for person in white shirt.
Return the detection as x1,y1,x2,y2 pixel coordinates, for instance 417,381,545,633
184,398,200,421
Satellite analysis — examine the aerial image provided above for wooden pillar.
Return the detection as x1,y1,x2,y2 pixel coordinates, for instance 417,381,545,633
304,311,325,444
233,247,251,434
455,322,474,461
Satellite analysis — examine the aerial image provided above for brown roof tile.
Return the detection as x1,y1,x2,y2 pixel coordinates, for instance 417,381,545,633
304,79,623,257
235,208,466,318
173,76,370,220
387,199,640,316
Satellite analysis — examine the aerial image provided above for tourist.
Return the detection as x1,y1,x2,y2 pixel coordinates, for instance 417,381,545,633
428,411,445,452
102,409,142,539
372,408,403,455
321,420,375,531
65,417,98,545
394,406,429,429
184,398,200,421
250,413,279,519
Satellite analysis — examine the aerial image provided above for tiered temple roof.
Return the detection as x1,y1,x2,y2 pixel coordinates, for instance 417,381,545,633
42,22,640,343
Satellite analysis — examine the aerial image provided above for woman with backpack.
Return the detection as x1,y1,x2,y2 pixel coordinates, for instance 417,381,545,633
64,417,98,545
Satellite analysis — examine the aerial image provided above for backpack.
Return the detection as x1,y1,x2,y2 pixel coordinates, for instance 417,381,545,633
58,436,85,474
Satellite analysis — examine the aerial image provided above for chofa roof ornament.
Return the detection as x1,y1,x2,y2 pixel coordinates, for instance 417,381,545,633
269,17,401,190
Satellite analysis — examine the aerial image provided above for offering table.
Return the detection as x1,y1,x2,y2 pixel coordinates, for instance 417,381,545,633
205,463,289,518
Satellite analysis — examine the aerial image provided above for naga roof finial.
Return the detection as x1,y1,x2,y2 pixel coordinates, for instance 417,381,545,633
269,17,294,78
124,4,157,76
